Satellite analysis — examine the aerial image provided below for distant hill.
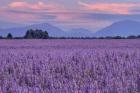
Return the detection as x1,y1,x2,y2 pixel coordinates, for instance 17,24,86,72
66,28,93,37
0,23,66,37
0,23,93,37
1,20,140,38
95,20,140,37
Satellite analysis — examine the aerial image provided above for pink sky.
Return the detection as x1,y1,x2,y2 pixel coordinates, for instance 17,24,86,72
0,0,140,31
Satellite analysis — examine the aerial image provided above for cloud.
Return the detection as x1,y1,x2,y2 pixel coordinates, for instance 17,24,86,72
8,1,72,13
0,7,41,23
9,1,53,10
6,1,79,22
1,1,140,30
79,1,140,14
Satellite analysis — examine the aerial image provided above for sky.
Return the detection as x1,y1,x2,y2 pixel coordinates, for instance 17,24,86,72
0,0,140,32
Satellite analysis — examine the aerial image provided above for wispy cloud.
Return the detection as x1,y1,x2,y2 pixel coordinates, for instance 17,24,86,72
8,1,55,10
79,1,140,14
1,1,140,30
6,1,79,22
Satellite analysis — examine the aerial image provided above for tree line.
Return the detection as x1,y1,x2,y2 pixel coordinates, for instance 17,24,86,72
1,29,140,39
49,35,140,39
1,29,49,39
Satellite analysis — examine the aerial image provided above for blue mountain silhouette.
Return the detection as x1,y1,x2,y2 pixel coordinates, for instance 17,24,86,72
95,20,140,37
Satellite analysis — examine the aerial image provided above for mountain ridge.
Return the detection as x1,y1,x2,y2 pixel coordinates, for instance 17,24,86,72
0,23,93,37
1,20,140,37
0,23,66,37
94,20,140,37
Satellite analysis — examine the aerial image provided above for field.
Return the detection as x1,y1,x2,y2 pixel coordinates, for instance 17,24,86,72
0,39,140,93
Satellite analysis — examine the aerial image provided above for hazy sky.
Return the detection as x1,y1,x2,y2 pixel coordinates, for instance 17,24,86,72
0,0,140,31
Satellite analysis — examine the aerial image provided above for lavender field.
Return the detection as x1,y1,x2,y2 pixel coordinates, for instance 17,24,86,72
0,39,140,93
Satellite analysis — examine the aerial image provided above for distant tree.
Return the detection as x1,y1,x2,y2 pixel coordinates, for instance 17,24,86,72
98,37,104,39
0,36,3,39
24,29,49,39
105,36,113,39
127,35,137,39
7,33,13,39
24,29,34,39
42,31,49,39
113,36,124,39
137,35,140,38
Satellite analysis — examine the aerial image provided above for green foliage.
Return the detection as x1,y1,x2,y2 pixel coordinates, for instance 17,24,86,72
7,33,13,39
0,36,3,39
127,35,137,39
24,29,49,39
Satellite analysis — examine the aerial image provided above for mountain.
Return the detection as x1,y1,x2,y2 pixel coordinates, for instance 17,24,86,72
66,28,93,37
0,23,94,37
0,23,66,37
95,20,140,37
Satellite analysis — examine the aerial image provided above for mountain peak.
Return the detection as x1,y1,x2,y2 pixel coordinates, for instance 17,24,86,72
113,20,140,26
0,23,65,37
95,20,140,37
